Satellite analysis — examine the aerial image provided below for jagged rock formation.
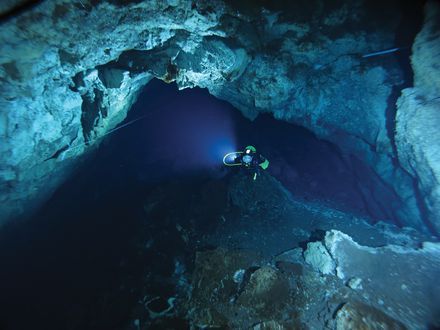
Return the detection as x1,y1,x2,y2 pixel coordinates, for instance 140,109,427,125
187,230,440,329
396,1,440,234
211,171,440,327
304,230,440,329
0,0,438,234
135,170,440,328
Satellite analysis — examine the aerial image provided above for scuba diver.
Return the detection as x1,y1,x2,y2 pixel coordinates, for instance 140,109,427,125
223,145,269,180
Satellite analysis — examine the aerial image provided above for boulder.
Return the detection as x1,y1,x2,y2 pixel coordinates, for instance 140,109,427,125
319,230,440,329
335,301,407,330
303,241,335,275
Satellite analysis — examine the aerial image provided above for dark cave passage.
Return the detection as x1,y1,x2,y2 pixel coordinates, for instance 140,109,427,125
1,0,439,328
99,78,400,222
0,79,420,330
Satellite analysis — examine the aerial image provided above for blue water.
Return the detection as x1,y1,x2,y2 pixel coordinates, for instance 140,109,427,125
0,79,403,329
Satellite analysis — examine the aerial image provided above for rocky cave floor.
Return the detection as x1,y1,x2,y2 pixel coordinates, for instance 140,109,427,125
1,169,440,330
130,171,440,330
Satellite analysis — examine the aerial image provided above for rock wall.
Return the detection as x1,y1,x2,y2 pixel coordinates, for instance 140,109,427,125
0,0,201,223
396,1,440,234
0,0,436,233
304,230,440,329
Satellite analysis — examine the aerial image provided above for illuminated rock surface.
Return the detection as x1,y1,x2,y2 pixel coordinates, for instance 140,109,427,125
396,2,440,234
318,230,440,328
1,2,440,327
0,0,438,234
131,172,438,329
188,226,440,329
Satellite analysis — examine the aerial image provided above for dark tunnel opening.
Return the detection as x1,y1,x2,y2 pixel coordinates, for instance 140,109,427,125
88,78,405,221
0,79,429,329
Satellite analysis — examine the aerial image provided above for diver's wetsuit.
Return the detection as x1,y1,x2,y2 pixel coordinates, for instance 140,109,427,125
247,153,266,168
223,146,269,180
238,152,267,178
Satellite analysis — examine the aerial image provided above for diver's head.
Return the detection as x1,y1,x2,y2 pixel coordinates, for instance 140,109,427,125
244,145,257,154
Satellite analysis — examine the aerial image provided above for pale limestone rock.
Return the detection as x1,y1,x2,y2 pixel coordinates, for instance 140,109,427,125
347,277,363,290
323,230,440,329
0,0,224,223
396,1,440,234
303,241,335,275
411,2,440,98
253,320,285,330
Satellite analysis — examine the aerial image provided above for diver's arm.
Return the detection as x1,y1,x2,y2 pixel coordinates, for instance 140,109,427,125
258,154,269,169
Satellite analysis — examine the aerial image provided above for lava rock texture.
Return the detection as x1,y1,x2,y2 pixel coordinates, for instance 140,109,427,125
0,0,439,233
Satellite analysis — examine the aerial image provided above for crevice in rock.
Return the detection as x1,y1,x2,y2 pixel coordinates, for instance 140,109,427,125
80,87,105,143
383,2,426,160
298,229,327,250
70,70,86,92
232,266,260,302
96,66,125,89
331,149,402,226
412,176,439,237
393,1,426,87
385,86,402,160
43,133,79,162
43,144,70,162
100,44,177,79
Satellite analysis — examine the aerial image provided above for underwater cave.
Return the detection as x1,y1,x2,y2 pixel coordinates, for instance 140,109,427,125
1,1,440,329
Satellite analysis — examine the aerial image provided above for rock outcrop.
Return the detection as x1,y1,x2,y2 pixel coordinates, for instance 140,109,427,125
139,174,440,328
186,229,440,329
0,0,437,233
334,301,407,330
304,230,440,329
396,1,440,234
